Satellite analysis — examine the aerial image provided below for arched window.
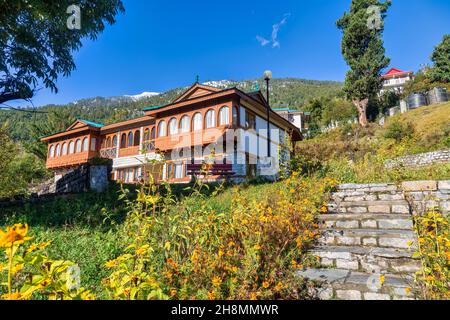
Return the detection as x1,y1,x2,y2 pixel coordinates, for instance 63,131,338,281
205,109,216,128
49,145,55,158
127,132,133,147
83,138,89,152
121,134,127,148
62,143,68,156
169,118,178,135
69,141,75,154
151,127,156,140
180,115,190,133
144,129,150,141
75,139,82,153
219,106,230,126
91,138,97,151
55,144,61,157
106,137,112,148
134,130,140,146
113,136,118,147
193,113,202,131
158,121,167,137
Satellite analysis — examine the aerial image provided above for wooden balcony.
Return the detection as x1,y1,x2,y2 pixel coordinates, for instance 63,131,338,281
155,127,227,151
46,151,97,169
119,146,140,157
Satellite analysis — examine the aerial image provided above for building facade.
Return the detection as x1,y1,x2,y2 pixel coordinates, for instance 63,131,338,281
42,83,302,184
273,108,311,134
380,68,414,94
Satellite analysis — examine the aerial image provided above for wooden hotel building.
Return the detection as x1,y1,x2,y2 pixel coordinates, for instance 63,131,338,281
42,83,302,184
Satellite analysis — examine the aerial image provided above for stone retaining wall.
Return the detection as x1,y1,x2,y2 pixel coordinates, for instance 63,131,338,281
333,181,450,214
385,149,450,169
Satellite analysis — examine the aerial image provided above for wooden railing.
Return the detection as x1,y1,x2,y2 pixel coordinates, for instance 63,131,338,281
100,148,117,159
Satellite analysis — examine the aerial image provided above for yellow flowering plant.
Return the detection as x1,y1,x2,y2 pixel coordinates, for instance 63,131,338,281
412,208,450,300
103,163,337,300
0,224,94,300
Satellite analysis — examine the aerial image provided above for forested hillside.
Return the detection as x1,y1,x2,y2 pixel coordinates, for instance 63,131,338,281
0,78,342,142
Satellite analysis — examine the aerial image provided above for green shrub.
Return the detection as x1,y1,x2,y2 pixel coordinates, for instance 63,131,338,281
384,121,415,142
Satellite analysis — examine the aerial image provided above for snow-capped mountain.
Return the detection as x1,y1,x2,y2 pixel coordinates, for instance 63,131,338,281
124,92,160,101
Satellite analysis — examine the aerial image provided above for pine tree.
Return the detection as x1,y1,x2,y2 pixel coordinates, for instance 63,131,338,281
429,34,450,83
337,0,391,127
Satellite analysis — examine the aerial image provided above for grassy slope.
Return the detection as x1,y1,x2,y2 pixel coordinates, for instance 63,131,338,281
0,181,284,296
296,103,450,183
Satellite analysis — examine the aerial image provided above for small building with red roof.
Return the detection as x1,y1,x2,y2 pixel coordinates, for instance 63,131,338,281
380,68,414,94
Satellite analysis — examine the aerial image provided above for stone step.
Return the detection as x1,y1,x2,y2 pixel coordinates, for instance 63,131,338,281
298,268,415,300
311,245,421,274
332,190,405,203
319,228,416,249
319,214,414,231
328,200,411,214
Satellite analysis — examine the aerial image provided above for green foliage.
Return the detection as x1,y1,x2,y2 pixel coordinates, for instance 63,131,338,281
384,120,415,142
337,0,391,125
429,34,450,83
0,124,47,199
0,0,125,104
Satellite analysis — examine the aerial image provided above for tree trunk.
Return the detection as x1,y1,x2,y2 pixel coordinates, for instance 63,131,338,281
353,98,369,128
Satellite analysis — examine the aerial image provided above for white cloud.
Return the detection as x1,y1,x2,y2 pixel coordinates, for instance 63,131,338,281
256,13,291,48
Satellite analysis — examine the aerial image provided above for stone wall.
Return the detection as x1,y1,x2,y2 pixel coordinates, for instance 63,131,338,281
332,180,450,214
384,149,450,169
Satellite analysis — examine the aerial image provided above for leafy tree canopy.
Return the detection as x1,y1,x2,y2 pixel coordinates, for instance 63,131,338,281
429,34,450,83
0,0,124,104
337,0,391,127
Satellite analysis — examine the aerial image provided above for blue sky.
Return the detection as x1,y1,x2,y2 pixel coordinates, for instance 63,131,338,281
22,0,450,107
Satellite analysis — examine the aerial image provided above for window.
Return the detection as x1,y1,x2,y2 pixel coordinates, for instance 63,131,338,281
49,145,55,158
83,138,89,152
151,127,156,140
245,111,256,130
69,141,75,154
106,137,111,148
169,118,178,135
75,140,82,153
233,106,239,126
180,116,190,133
91,138,97,151
193,113,202,131
144,129,150,141
205,109,216,128
55,144,61,157
158,121,167,137
175,164,183,179
121,134,127,148
134,130,140,146
62,143,68,156
219,106,230,126
113,136,118,148
127,132,133,147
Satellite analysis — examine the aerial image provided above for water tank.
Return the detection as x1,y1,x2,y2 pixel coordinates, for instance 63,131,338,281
407,93,428,109
427,87,448,105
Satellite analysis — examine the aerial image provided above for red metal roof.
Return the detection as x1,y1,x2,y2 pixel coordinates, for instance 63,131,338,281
382,68,413,78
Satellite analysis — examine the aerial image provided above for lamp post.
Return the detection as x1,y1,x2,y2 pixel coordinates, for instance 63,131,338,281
264,70,272,159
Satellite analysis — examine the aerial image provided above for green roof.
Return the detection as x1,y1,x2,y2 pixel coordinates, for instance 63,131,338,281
143,105,164,111
78,119,104,128
273,108,303,113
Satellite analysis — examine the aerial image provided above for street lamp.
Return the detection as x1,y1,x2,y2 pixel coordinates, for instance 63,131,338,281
264,70,272,159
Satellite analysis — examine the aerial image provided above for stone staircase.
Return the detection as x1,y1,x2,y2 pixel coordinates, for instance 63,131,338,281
299,183,422,300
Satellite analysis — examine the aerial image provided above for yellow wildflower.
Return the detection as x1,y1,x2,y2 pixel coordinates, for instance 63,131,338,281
2,292,22,300
212,276,222,287
379,275,385,286
262,281,270,289
0,224,32,248
105,260,118,268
